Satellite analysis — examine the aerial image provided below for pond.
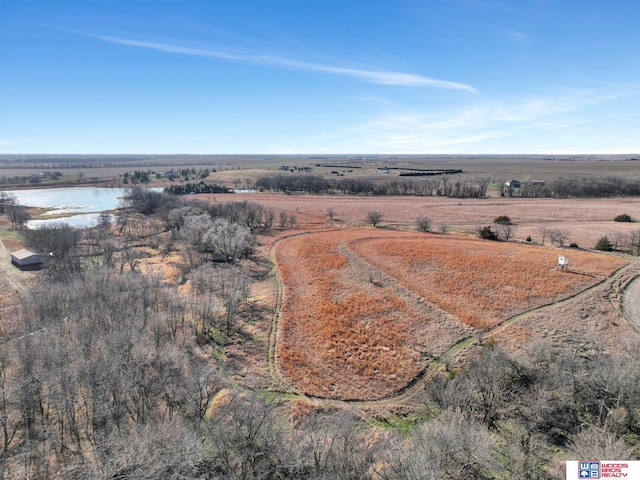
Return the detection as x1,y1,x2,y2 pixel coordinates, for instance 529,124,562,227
5,187,162,228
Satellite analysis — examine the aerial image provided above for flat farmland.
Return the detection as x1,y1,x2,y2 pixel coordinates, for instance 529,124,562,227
273,228,628,400
224,193,640,247
3,153,639,182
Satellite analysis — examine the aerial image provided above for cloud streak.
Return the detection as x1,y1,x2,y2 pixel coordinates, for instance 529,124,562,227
271,89,632,154
84,33,477,92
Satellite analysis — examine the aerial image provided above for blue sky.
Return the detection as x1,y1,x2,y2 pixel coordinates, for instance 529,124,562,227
1,0,639,154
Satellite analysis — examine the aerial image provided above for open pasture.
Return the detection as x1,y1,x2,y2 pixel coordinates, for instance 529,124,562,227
348,233,628,329
275,230,473,400
225,192,640,248
274,228,628,400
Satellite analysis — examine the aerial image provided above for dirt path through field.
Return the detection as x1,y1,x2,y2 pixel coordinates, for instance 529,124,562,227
622,271,640,333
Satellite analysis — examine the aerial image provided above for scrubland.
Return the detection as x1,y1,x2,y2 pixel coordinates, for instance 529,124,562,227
0,157,639,478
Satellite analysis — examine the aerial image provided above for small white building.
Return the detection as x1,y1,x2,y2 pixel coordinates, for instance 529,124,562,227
557,255,569,271
10,249,45,270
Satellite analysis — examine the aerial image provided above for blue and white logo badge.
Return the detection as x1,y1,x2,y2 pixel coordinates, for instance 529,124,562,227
578,461,600,478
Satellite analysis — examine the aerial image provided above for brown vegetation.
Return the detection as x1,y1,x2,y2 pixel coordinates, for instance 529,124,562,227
275,228,627,399
349,233,627,328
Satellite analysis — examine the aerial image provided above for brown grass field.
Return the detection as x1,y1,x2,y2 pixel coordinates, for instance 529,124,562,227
273,228,629,400
193,190,640,401
348,233,628,328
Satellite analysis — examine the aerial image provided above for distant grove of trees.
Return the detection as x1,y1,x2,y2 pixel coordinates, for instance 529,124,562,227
164,182,232,195
499,176,640,198
253,174,640,199
254,174,491,198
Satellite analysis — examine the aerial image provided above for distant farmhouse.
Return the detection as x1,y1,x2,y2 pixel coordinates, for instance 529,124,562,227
10,249,46,270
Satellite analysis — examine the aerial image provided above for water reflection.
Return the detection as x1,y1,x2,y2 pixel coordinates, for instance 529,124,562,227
6,187,161,229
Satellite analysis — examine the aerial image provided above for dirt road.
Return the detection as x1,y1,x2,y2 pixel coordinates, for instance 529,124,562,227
622,274,640,332
0,239,28,297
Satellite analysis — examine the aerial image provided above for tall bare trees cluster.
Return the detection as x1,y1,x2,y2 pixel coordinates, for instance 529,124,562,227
3,265,637,479
499,176,640,198
425,342,640,478
254,174,492,198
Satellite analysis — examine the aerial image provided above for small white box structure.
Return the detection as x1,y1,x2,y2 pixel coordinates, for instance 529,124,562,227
557,255,569,271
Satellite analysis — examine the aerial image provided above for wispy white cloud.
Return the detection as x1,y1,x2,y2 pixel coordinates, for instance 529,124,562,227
343,94,584,148
504,29,530,43
269,89,635,154
82,33,477,92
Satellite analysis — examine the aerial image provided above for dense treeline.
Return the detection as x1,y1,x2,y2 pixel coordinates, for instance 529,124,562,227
254,174,640,199
254,175,333,194
164,182,232,195
501,176,640,198
254,175,491,198
398,169,463,176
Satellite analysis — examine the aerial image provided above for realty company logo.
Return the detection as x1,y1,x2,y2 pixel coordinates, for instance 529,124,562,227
572,461,637,478
579,461,600,478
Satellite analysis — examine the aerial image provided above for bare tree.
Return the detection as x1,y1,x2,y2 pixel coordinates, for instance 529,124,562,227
493,215,516,241
293,410,372,480
367,210,383,227
7,205,30,230
118,244,143,273
25,222,83,280
549,229,570,247
537,225,550,245
629,230,640,255
326,208,336,226
206,391,285,479
416,215,432,233
0,192,17,214
568,427,633,461
278,211,289,228
202,219,255,262
217,265,249,336
378,409,497,480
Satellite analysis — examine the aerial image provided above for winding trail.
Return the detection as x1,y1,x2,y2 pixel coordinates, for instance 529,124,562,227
266,230,640,411
621,269,640,333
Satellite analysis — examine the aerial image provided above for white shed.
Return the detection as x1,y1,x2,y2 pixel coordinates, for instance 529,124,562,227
10,249,45,270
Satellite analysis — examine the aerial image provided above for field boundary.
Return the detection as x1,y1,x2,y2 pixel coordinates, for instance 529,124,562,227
266,228,340,394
